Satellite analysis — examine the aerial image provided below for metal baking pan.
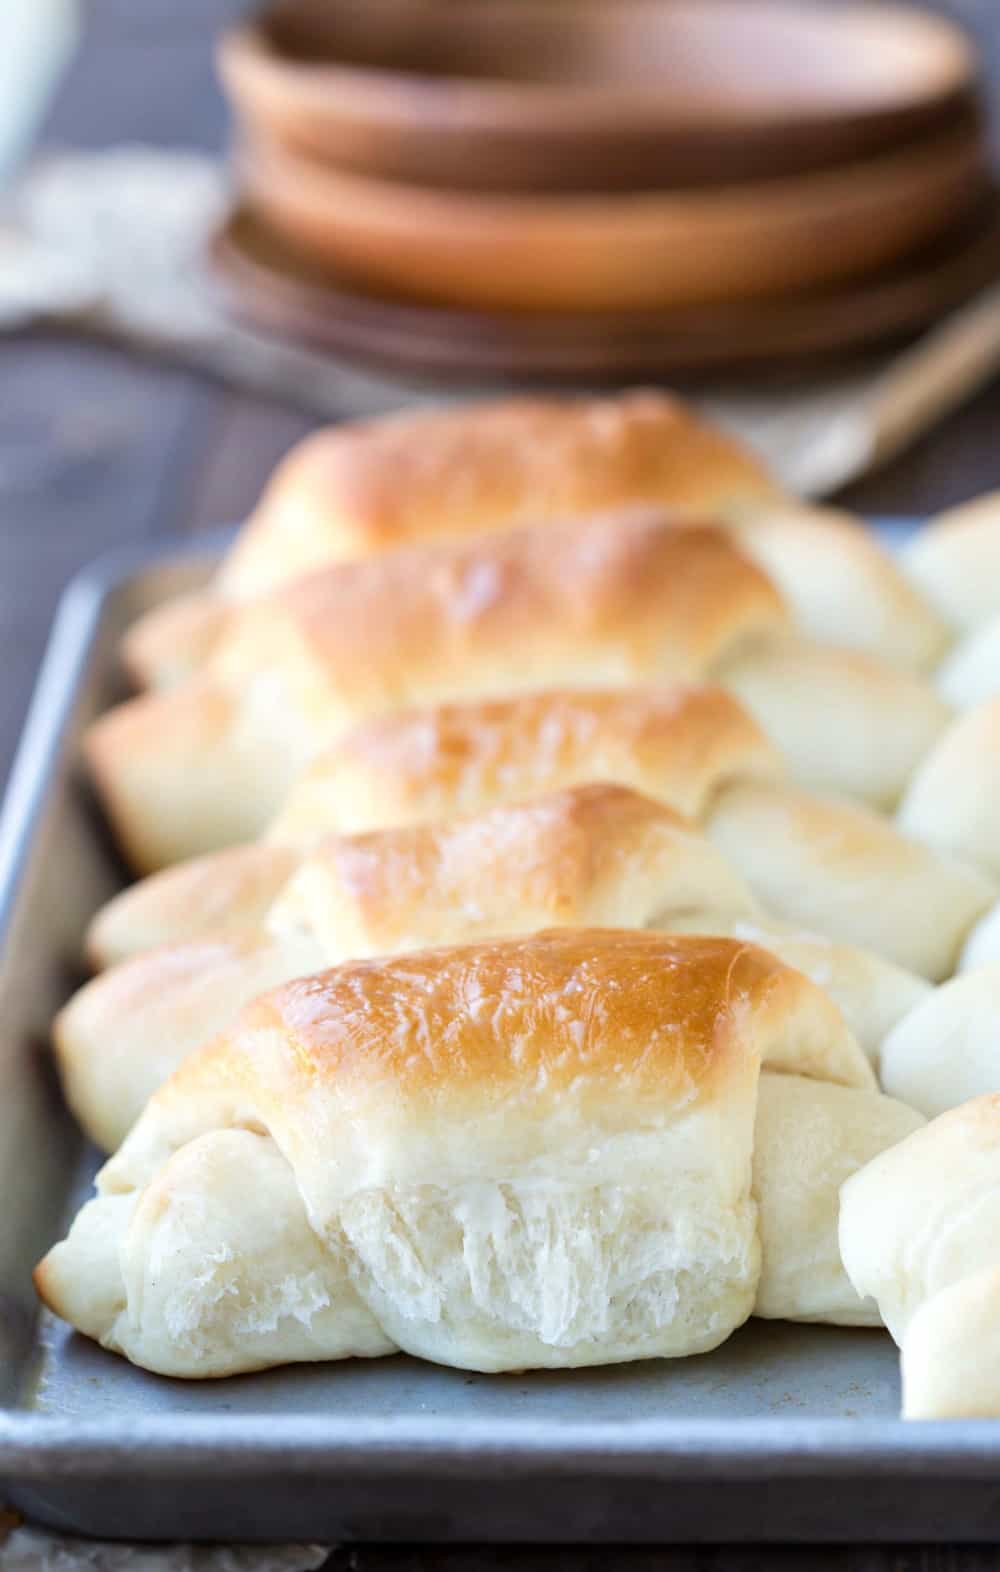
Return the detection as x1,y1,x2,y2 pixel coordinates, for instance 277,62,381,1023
4,523,1000,1545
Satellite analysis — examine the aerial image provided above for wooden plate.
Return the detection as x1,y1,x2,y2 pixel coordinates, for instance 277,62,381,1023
220,0,978,192
237,123,986,314
206,197,1000,382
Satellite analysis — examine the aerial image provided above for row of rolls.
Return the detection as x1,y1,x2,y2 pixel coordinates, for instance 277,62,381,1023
34,390,1000,1417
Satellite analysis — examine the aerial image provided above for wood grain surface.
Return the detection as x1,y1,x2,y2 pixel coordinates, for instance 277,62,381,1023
3,3,1000,1558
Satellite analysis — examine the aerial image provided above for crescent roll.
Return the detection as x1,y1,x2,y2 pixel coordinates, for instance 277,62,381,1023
840,1093,1000,1345
841,1093,1000,1419
87,513,790,871
38,930,879,1379
57,784,896,1153
879,966,1000,1119
705,780,995,982
901,1268,1000,1418
902,492,1000,635
84,685,779,967
897,697,1000,880
120,391,776,690
123,394,947,691
88,681,996,987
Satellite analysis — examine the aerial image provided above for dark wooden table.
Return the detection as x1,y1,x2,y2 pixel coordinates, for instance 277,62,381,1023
4,2,1000,1564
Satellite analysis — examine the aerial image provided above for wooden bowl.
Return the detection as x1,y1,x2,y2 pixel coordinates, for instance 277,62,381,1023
237,123,986,314
219,0,978,192
207,197,1000,380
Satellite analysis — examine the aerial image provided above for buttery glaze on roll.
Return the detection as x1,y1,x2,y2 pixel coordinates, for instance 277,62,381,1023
122,391,783,689
87,514,790,871
123,392,948,690
64,784,921,1154
38,929,883,1379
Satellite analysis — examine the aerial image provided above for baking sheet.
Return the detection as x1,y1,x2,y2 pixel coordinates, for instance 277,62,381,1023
3,524,1000,1543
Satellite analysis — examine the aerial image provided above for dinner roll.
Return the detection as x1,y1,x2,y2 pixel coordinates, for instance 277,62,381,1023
718,634,950,809
705,780,996,981
902,1268,1000,1418
897,697,1000,879
753,1073,924,1325
61,788,879,1153
879,966,1000,1118
959,900,1000,971
934,612,1000,709
89,513,788,871
670,911,931,1064
266,784,756,960
60,786,772,1150
86,843,302,970
83,686,782,969
726,503,949,673
902,492,1000,633
122,391,781,689
268,686,783,846
54,931,324,1154
123,394,947,691
39,931,860,1378
839,1094,1000,1343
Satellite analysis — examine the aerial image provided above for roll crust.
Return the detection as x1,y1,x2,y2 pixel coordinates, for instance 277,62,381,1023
270,684,783,843
61,786,763,1149
37,930,867,1377
123,391,779,688
91,514,788,871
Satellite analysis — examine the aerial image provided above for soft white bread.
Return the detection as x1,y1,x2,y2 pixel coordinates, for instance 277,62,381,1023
69,804,924,1152
935,612,1000,709
86,843,302,970
752,1073,924,1325
265,784,756,961
727,503,949,673
879,966,1000,1119
123,395,947,690
85,671,994,988
54,932,324,1154
901,1268,1000,1419
959,901,1000,971
671,911,931,1065
897,698,1000,880
902,493,1000,633
267,686,784,846
35,1127,395,1373
38,930,864,1378
717,634,950,809
705,780,997,981
85,687,780,966
121,392,784,689
60,786,782,1151
279,695,993,984
839,1094,1000,1343
86,677,304,869
90,513,789,872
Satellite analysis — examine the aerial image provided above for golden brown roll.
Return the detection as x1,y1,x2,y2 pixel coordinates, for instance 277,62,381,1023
59,785,890,1153
123,391,780,689
87,514,789,871
37,929,866,1378
267,684,782,846
123,393,948,688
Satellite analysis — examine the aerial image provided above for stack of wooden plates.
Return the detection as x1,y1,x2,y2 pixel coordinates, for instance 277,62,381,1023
211,0,996,379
